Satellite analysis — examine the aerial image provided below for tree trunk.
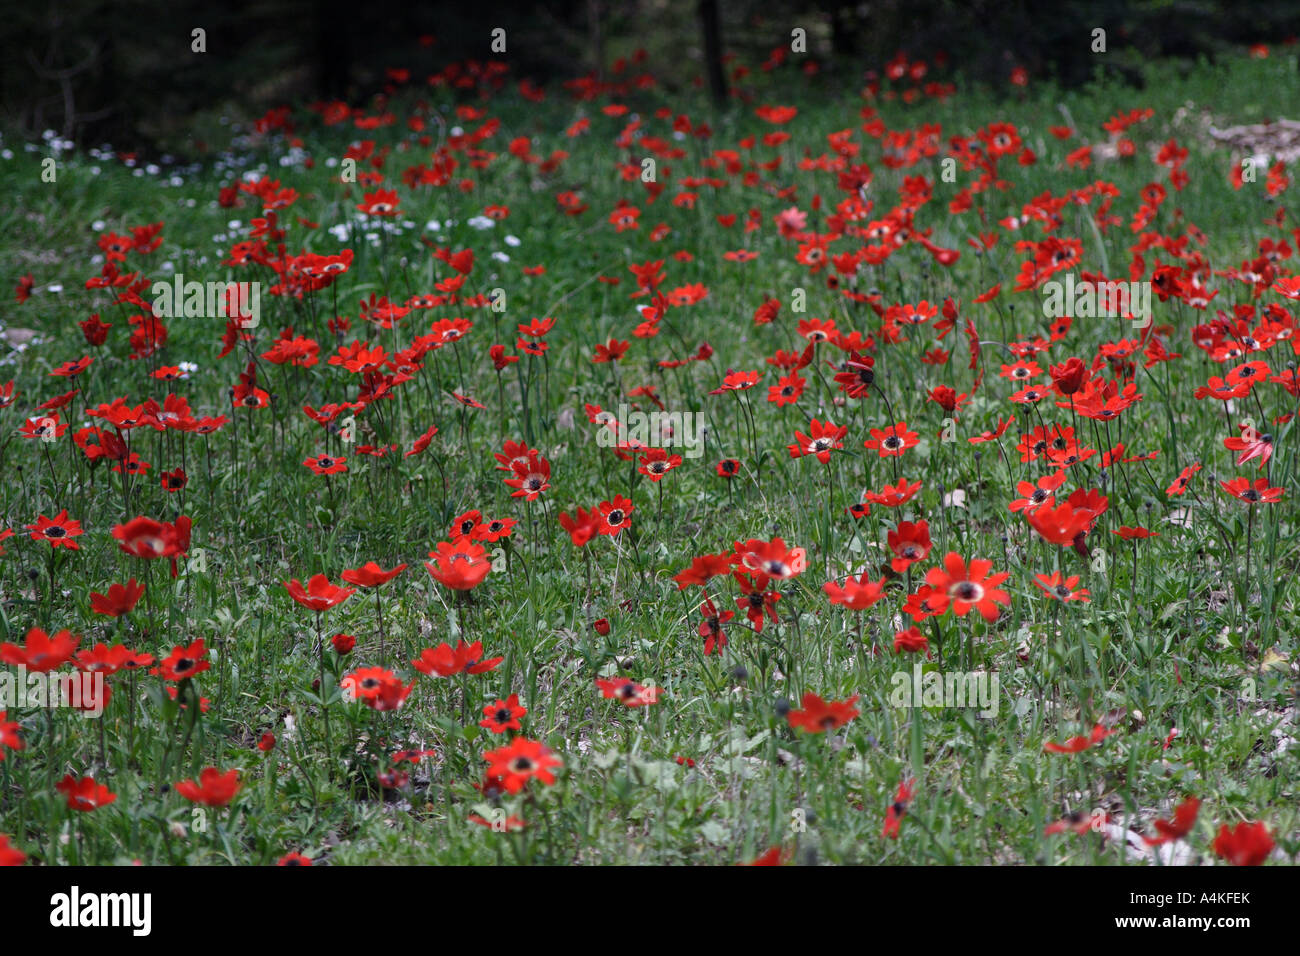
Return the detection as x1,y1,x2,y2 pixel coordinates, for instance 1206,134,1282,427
588,0,605,82
315,0,352,99
698,0,728,106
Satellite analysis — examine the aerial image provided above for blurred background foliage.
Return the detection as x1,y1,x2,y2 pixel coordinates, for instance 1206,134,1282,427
2,0,1298,153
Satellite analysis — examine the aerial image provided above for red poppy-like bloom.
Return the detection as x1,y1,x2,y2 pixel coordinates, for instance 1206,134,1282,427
482,738,561,794
411,640,503,677
743,846,789,866
74,643,152,675
734,537,806,580
278,852,313,866
1212,820,1274,866
595,675,664,707
787,692,860,733
468,812,527,832
340,561,407,587
697,600,734,655
89,579,145,617
832,350,875,398
504,452,551,500
341,666,415,711
160,467,188,492
56,775,117,812
112,515,191,561
0,627,79,672
1044,723,1114,754
156,639,211,681
1144,797,1200,847
734,572,781,633
864,421,919,457
1033,572,1090,603
865,478,922,507
303,453,348,475
0,711,24,759
788,419,848,464
558,505,602,546
882,777,917,838
1009,472,1067,513
1219,477,1284,504
1050,356,1089,395
638,447,684,481
923,553,1011,622
283,574,356,611
425,536,492,591
823,573,887,611
709,369,761,394
357,189,400,216
1044,810,1108,837
25,510,84,549
673,551,734,588
598,496,635,536
405,424,439,458
893,626,929,655
175,767,242,806
480,693,528,733
0,834,25,866
886,520,932,572
1025,501,1096,552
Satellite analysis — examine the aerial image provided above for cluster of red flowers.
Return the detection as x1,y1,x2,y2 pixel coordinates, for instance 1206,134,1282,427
1,37,1291,868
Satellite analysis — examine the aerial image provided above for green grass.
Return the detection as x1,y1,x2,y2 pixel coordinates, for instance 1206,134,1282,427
0,48,1297,866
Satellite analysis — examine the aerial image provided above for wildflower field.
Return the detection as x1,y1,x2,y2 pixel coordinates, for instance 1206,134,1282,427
1,38,1298,869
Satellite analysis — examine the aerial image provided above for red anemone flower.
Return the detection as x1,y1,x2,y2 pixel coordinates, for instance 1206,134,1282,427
283,574,356,611
482,738,561,794
25,510,84,549
425,536,492,590
787,692,860,733
411,640,503,677
0,627,79,672
56,775,117,812
595,675,664,707
175,767,242,806
923,553,1011,622
89,579,145,617
1212,820,1274,866
340,561,407,587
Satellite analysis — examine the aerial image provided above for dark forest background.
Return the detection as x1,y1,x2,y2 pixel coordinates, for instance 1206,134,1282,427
3,0,1298,153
